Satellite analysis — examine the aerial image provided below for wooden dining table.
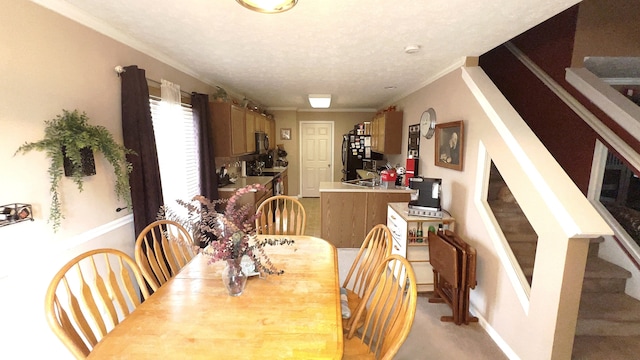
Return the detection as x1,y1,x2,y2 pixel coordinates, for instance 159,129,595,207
87,235,343,359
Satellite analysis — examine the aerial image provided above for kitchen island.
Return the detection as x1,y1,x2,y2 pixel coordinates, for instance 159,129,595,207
319,182,413,248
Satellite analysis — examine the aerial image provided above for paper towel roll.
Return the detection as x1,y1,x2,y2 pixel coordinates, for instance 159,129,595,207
241,161,247,177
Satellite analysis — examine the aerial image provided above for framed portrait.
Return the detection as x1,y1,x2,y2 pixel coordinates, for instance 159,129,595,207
434,120,464,171
280,128,291,140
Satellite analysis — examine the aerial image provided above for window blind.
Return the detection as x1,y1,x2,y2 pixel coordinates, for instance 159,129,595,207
149,96,201,213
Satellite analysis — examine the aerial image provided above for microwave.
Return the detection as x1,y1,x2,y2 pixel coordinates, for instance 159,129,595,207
255,132,269,154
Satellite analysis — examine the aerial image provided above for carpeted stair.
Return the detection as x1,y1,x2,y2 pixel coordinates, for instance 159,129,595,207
488,172,640,359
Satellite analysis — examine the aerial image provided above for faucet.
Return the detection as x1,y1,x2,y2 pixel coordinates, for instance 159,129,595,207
365,171,380,186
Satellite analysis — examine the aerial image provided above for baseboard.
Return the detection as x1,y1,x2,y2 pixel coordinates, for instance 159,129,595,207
470,304,520,360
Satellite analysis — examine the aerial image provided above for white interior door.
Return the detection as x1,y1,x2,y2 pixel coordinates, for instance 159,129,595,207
300,121,333,197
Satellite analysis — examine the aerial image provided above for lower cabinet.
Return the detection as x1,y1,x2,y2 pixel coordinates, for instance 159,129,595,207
387,202,455,292
320,191,411,248
219,181,273,213
281,169,288,195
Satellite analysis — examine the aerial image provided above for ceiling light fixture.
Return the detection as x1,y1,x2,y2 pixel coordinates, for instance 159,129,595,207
236,0,298,13
308,94,331,108
404,45,421,54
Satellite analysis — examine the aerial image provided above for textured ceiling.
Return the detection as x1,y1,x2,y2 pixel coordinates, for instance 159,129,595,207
35,0,581,110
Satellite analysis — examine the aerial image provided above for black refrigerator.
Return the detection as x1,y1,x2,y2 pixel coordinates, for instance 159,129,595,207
341,131,372,181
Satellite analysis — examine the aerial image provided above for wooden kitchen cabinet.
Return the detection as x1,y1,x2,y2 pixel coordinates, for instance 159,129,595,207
321,192,367,248
255,113,266,133
209,102,248,157
219,180,273,213
245,110,256,154
387,202,455,292
366,192,411,231
281,168,288,195
320,190,411,248
255,184,272,208
371,111,403,154
265,116,276,150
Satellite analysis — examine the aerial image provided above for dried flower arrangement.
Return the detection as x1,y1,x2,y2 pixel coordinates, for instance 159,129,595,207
159,184,294,275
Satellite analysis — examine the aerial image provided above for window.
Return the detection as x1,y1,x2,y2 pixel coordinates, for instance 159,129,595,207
149,96,200,214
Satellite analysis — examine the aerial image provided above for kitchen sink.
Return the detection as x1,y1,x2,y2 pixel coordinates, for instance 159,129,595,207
342,179,377,187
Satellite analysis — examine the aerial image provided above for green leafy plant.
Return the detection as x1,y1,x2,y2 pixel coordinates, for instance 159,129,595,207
15,109,134,231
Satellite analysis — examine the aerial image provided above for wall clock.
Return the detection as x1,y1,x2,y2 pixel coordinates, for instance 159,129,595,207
420,108,437,139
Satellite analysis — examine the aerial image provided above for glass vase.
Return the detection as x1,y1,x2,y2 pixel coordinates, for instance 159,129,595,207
222,257,247,296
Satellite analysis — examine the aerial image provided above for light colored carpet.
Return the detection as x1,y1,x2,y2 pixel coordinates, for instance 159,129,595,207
337,248,507,360
302,197,640,359
300,197,507,359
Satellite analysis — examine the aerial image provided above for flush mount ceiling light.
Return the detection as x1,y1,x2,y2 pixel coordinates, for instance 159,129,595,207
236,0,298,13
308,94,331,108
404,45,421,54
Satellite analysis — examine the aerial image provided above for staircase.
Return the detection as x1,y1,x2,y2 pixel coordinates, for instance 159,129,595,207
488,169,640,359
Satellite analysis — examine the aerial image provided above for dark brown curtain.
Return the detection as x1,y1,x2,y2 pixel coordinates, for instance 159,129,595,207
120,65,163,237
191,92,219,200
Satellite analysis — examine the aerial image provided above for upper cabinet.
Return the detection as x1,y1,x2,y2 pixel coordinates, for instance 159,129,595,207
254,112,274,150
255,112,266,133
245,110,256,154
371,111,403,154
209,102,277,156
265,116,276,150
209,102,251,157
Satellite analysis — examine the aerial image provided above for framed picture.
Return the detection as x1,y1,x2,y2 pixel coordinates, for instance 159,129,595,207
280,128,291,140
434,120,464,171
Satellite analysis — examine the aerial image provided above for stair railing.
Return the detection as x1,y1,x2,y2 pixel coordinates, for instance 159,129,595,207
461,65,612,359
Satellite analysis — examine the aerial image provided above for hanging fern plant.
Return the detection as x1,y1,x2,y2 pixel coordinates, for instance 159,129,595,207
15,109,134,231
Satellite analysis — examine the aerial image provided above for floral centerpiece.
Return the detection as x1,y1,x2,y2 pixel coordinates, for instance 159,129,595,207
160,184,294,295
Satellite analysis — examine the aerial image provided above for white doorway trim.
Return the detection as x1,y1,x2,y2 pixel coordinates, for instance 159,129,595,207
299,121,334,197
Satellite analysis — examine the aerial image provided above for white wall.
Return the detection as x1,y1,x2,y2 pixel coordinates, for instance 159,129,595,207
0,2,214,357
0,2,611,359
0,219,135,357
386,67,610,359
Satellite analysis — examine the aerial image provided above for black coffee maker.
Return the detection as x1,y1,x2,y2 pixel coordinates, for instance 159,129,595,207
408,177,442,210
407,177,444,218
259,151,274,168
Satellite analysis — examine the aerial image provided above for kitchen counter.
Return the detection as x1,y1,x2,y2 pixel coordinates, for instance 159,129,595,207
264,166,288,171
320,182,413,248
218,167,288,192
319,182,415,194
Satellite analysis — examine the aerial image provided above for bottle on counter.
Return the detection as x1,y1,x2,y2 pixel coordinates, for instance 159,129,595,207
416,223,423,243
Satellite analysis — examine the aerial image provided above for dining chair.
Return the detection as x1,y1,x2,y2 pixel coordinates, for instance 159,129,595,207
343,255,418,360
341,224,393,332
255,195,306,235
134,219,197,292
45,248,150,359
